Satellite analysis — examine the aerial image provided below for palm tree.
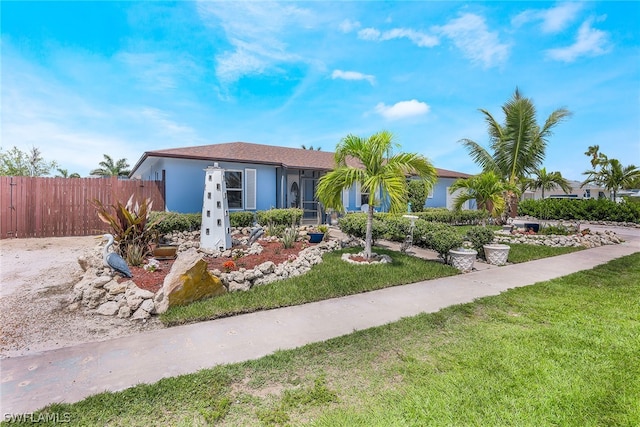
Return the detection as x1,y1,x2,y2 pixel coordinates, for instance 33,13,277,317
524,167,572,199
582,158,640,201
301,144,321,151
460,88,571,216
316,131,437,259
449,171,517,225
56,168,81,178
90,154,131,177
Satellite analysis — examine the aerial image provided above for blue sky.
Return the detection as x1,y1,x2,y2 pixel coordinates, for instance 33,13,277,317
1,1,638,180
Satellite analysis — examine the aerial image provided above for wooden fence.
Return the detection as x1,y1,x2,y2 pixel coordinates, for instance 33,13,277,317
0,176,165,239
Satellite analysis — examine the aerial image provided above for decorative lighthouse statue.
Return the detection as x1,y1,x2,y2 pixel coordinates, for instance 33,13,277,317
200,163,232,251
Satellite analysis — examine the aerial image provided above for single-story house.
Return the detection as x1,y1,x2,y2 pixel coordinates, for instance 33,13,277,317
521,180,612,201
129,142,473,220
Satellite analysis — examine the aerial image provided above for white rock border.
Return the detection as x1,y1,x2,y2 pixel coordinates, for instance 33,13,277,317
341,252,392,265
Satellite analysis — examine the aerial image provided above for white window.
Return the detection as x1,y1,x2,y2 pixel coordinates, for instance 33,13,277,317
245,168,257,210
225,171,243,209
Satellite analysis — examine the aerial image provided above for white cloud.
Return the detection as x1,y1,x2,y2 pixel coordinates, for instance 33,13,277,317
196,1,313,84
358,27,439,48
375,100,430,120
435,13,510,68
339,19,360,33
358,27,381,41
512,2,583,33
331,69,375,85
546,19,610,62
116,51,199,91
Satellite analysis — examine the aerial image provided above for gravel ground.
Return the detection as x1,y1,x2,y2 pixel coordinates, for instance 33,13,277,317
0,236,162,359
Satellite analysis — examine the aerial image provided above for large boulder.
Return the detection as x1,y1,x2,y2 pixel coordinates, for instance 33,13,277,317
154,248,226,314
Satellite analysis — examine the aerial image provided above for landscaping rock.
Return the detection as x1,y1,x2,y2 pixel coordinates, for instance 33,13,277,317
96,301,120,316
154,248,226,314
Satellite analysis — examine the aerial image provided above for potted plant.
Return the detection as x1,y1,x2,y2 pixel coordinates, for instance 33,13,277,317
307,224,328,243
482,243,511,266
449,241,477,273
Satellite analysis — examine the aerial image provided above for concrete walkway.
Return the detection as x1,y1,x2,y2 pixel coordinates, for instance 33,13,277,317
2,226,639,415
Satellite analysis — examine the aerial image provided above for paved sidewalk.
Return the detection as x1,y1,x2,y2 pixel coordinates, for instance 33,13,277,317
1,230,639,415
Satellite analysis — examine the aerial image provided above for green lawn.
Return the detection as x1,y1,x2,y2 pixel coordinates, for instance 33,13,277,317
162,243,585,326
161,247,458,326
18,253,640,427
508,243,583,263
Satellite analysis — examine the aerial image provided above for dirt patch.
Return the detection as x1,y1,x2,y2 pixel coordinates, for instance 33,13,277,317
0,236,161,359
0,237,321,359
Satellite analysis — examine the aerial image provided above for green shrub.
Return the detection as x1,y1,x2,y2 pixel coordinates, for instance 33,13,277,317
465,226,496,259
413,208,489,225
149,211,201,234
518,198,640,223
338,213,387,242
375,213,413,241
539,224,575,235
266,223,286,238
411,220,449,248
257,208,303,226
424,227,464,263
281,227,298,249
230,211,255,228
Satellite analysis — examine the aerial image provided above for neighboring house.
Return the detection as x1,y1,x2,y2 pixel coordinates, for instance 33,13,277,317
129,142,472,220
521,180,612,201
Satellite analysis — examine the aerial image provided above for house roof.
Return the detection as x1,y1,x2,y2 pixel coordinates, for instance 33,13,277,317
130,142,471,179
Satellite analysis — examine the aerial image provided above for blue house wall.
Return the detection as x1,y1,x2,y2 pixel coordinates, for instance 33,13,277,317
133,156,475,214
134,157,278,213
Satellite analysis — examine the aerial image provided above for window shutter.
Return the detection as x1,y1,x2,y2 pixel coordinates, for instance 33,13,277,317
342,189,349,211
355,182,361,208
245,168,257,210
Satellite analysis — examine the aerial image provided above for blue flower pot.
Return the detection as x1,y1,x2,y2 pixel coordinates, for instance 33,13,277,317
308,233,324,243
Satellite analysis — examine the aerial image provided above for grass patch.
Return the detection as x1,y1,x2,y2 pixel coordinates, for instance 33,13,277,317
508,243,583,263
160,247,458,326
18,253,640,426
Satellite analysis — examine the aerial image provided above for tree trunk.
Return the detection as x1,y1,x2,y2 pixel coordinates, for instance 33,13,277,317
364,204,374,259
507,192,519,218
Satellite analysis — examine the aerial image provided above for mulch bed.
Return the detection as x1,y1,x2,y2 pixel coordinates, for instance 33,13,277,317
124,240,313,294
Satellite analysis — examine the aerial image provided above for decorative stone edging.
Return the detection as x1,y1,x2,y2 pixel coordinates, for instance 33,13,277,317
341,252,392,265
215,239,343,292
493,229,623,248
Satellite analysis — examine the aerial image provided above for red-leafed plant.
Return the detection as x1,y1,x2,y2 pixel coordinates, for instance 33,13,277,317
92,194,160,266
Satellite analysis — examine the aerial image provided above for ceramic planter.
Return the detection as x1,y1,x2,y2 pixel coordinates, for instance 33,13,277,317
152,244,178,260
483,244,510,266
308,232,325,243
449,249,477,273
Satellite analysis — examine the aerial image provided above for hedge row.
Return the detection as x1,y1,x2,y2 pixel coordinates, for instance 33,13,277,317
149,208,306,234
338,213,494,262
399,208,490,225
518,198,640,223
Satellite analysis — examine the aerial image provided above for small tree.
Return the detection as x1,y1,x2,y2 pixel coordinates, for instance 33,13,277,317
407,179,428,212
56,168,81,178
449,171,518,225
581,147,640,201
317,131,437,259
460,88,571,217
523,167,572,199
90,154,131,177
0,146,58,176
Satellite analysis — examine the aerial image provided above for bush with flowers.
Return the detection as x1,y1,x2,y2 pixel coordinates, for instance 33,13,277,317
223,260,236,273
